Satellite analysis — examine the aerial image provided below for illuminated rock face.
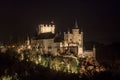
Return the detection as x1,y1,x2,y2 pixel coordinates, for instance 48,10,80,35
38,24,55,34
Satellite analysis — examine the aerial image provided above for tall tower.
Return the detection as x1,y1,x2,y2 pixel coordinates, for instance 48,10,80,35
72,20,84,56
72,20,81,43
72,20,79,34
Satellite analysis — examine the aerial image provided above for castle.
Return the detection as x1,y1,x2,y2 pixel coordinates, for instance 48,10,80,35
28,21,96,58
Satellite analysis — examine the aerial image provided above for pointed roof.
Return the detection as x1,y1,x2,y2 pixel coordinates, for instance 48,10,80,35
75,19,78,28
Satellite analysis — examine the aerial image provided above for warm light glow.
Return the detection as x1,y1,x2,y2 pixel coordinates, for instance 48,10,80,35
38,24,55,34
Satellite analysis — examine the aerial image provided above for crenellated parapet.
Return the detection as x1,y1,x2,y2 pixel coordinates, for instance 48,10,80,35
38,24,55,34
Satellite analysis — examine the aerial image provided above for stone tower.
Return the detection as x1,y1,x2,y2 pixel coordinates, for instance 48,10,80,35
37,23,55,35
64,20,83,56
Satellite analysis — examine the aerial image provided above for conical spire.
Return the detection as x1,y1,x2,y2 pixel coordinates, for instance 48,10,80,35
75,19,78,28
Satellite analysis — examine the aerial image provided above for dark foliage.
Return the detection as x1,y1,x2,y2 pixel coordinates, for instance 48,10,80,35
0,47,120,80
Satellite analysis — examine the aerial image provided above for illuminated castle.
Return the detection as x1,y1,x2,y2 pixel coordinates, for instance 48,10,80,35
30,21,96,58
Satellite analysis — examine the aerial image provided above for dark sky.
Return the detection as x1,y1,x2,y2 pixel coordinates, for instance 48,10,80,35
0,0,120,44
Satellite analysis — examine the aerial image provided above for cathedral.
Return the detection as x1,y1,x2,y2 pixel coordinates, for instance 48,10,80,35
29,21,96,58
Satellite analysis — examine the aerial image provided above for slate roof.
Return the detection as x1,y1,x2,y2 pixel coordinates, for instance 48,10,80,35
54,35,64,42
34,32,56,40
33,32,64,42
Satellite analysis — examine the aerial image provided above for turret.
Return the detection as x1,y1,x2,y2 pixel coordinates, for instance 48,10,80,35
72,20,79,34
75,19,78,29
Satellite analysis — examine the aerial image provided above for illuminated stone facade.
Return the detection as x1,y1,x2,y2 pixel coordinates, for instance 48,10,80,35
30,21,95,58
62,21,83,56
38,24,55,34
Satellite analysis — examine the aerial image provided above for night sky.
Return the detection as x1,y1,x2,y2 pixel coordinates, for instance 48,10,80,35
0,0,119,44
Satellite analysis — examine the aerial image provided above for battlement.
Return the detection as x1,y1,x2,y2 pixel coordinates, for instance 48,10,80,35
38,24,55,34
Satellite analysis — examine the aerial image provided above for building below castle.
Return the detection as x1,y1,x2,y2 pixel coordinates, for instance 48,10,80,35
27,21,95,58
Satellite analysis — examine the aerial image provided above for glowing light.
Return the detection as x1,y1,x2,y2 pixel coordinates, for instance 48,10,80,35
38,24,55,34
